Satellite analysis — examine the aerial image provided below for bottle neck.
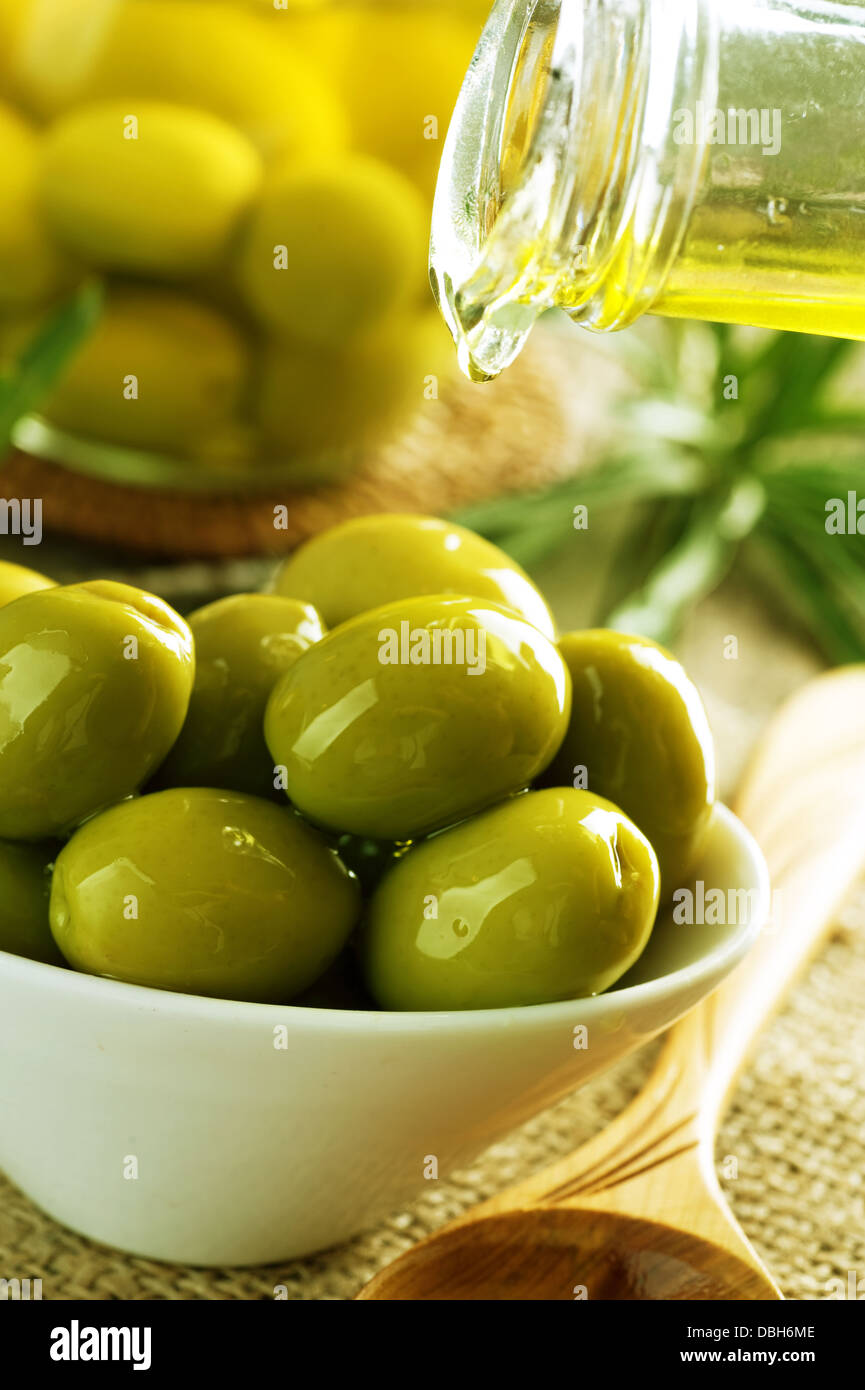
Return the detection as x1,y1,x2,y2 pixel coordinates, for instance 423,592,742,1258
430,0,719,381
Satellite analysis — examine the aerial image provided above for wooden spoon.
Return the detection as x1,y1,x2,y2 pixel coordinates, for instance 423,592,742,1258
358,667,865,1300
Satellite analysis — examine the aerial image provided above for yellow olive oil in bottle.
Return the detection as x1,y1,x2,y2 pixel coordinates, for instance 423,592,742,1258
430,0,865,382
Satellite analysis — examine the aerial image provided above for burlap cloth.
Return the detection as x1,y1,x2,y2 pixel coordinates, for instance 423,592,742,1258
0,340,862,1298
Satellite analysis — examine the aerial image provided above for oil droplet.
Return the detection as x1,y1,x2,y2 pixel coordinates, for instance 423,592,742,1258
223,825,253,852
767,197,789,227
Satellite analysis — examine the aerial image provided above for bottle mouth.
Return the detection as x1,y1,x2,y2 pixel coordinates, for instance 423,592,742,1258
430,0,580,382
430,0,718,382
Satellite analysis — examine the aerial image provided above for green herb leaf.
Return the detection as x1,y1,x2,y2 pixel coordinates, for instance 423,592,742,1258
450,318,865,660
605,478,766,645
0,282,104,450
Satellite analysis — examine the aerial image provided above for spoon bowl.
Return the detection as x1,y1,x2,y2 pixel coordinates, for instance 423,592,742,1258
359,1207,775,1300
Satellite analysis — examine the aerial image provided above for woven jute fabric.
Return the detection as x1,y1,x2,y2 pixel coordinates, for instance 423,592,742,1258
1,464,862,1302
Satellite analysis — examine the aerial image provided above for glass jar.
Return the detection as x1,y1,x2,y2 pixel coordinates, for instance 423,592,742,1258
0,0,488,490
430,0,865,382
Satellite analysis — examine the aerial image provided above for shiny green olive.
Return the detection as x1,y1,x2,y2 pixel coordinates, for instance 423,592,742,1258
0,839,65,967
542,631,716,888
235,154,426,345
270,513,556,638
0,558,54,609
21,0,347,157
264,594,571,841
39,100,262,277
49,788,361,1003
361,788,661,1011
256,310,453,470
152,594,325,798
0,580,194,840
42,287,251,456
0,102,77,312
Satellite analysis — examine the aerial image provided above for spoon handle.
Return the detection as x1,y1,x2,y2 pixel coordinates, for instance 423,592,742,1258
692,665,865,1127
598,665,865,1155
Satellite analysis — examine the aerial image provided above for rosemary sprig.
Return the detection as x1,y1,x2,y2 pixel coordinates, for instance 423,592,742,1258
750,524,865,667
453,317,865,660
455,449,713,569
606,476,766,646
594,495,693,623
0,282,104,450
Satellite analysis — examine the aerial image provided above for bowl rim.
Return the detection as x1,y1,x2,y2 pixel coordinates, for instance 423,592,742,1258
0,803,769,1038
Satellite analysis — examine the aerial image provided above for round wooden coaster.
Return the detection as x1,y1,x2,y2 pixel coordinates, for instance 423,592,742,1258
0,329,611,559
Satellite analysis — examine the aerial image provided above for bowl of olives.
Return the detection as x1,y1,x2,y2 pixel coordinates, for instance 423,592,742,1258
0,0,489,489
0,514,769,1264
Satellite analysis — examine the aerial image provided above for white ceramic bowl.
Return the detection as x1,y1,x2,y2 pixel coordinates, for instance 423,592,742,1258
0,803,768,1266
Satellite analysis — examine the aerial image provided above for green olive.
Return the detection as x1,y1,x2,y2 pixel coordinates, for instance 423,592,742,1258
0,0,27,103
542,630,716,888
153,594,325,798
0,102,76,312
312,6,480,199
361,788,660,1011
39,100,262,277
256,311,452,471
264,594,571,840
0,839,65,967
0,580,194,840
17,0,346,160
0,558,54,609
236,154,427,346
41,287,251,456
49,788,361,1003
270,514,556,638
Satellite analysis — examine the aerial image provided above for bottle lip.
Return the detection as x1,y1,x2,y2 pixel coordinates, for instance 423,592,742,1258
430,0,719,381
431,0,580,380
